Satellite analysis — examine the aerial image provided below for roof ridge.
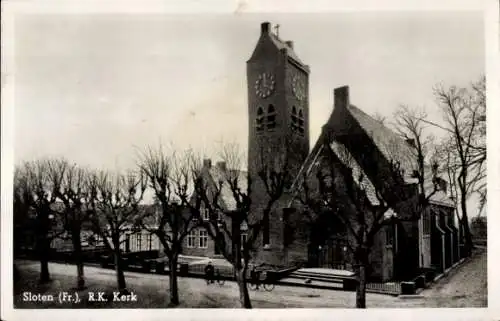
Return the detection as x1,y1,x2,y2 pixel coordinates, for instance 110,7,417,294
269,33,305,66
347,104,410,146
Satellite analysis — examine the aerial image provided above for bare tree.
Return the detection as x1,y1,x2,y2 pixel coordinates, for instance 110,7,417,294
48,159,89,290
373,112,387,125
13,160,65,283
86,170,146,292
136,145,199,306
393,105,438,196
183,141,295,308
296,133,438,308
433,76,486,254
186,142,255,308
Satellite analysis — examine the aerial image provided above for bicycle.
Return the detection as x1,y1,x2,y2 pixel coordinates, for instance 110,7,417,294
215,269,225,286
248,271,275,291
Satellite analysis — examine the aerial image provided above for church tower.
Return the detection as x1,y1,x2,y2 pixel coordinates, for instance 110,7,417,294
247,22,310,252
246,21,310,182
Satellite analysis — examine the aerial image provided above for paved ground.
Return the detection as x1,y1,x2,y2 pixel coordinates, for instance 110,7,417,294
14,249,487,308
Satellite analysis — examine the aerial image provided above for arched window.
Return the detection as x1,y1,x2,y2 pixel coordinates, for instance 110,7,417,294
267,104,276,129
256,107,264,132
298,109,305,134
291,106,298,132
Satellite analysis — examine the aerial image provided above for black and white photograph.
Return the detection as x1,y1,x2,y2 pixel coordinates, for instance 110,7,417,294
1,0,498,320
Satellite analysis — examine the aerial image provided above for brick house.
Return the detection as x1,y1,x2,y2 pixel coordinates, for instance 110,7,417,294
180,160,250,258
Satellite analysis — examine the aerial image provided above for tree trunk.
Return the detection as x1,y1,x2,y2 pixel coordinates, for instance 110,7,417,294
114,250,127,292
71,228,85,290
38,235,51,283
460,193,473,256
356,263,367,308
169,255,179,306
37,212,51,284
235,265,251,309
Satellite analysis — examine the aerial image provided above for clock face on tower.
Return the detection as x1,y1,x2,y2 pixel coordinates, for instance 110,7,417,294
291,74,306,101
254,72,276,98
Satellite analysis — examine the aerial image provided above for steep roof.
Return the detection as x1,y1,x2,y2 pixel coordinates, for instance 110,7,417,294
346,104,416,178
268,33,305,67
287,87,455,210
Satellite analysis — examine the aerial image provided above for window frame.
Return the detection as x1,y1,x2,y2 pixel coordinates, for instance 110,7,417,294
187,230,197,248
199,229,208,249
137,233,142,251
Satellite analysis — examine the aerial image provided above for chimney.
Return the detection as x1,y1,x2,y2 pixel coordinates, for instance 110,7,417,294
203,158,212,168
285,41,294,49
334,86,350,110
261,22,270,35
216,161,227,171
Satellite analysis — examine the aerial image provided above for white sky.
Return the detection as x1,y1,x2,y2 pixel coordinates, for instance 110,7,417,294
13,12,484,167
11,11,485,209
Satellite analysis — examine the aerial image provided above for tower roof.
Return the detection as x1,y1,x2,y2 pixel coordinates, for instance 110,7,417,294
268,32,305,67
248,22,308,70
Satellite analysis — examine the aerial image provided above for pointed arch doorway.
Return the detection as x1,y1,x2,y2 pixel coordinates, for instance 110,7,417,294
307,210,353,270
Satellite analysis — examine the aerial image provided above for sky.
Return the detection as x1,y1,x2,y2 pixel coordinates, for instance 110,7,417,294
12,11,485,209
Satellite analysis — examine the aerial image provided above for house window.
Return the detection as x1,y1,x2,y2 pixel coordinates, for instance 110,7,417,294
199,230,208,248
137,233,142,251
187,230,197,248
147,233,153,250
203,207,210,221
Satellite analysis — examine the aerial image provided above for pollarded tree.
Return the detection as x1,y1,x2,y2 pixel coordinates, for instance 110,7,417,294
185,141,296,309
13,159,66,283
186,143,256,308
136,145,200,306
86,170,146,292
47,159,90,290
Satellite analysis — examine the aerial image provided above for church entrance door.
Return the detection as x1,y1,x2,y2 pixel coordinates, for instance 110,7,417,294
308,237,351,270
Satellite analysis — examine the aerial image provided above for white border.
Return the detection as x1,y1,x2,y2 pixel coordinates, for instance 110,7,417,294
2,0,499,320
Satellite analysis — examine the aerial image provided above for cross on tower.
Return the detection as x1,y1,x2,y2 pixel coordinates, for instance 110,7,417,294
274,24,280,37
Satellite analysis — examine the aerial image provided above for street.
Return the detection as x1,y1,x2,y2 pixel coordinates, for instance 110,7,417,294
14,249,486,308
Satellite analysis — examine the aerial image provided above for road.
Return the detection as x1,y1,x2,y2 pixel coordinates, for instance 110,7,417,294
15,250,486,308
418,248,487,307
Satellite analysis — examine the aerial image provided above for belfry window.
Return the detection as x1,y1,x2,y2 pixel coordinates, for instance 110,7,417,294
256,107,265,132
267,105,276,130
291,106,298,131
256,105,277,133
298,109,305,134
291,107,305,135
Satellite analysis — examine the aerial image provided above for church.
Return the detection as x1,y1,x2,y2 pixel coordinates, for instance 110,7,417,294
182,22,461,282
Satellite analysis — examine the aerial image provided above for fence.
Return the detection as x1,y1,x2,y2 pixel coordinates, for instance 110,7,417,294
366,282,401,295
